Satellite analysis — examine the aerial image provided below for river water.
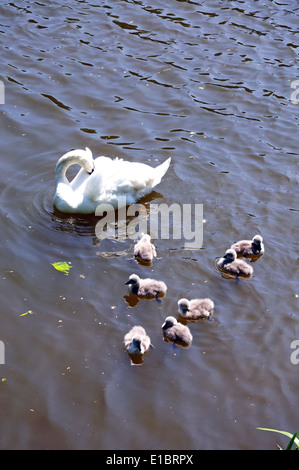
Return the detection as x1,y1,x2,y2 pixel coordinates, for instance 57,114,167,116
0,0,298,450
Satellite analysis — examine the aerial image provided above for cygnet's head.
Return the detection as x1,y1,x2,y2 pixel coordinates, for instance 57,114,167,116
125,273,141,287
252,235,263,246
131,335,143,352
177,298,190,314
140,234,151,242
223,249,237,261
162,316,177,329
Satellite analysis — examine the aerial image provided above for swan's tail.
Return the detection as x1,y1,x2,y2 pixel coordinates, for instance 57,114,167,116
152,157,171,186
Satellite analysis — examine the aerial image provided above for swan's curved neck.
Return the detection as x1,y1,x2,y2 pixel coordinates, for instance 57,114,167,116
55,149,94,184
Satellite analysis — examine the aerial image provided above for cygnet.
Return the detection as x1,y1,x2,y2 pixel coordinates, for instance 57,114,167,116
134,234,157,263
231,234,264,258
162,316,193,347
217,249,253,277
178,297,214,320
124,326,151,355
125,273,167,299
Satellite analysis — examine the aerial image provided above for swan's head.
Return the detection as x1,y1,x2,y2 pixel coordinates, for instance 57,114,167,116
55,147,95,181
223,249,237,261
178,298,190,314
81,147,95,174
125,273,141,287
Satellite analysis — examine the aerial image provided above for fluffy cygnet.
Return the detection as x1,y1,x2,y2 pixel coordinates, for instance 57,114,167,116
217,249,253,277
125,273,167,298
134,234,157,263
231,234,264,258
178,297,214,320
162,316,193,347
124,326,151,355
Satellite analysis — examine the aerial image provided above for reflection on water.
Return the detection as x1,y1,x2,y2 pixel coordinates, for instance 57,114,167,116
126,351,148,366
237,253,264,263
217,265,253,281
51,190,165,240
162,333,192,350
124,291,165,308
0,0,298,450
51,210,99,237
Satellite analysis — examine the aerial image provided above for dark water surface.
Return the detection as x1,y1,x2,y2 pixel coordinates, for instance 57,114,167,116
0,0,298,450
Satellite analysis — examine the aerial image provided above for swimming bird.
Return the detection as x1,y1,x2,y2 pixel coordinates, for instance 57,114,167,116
178,297,214,320
217,248,253,277
134,234,157,264
125,273,167,299
124,326,151,355
162,316,193,347
53,147,171,214
231,234,264,258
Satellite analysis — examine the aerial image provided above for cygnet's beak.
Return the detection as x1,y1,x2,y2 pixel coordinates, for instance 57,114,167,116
125,280,131,285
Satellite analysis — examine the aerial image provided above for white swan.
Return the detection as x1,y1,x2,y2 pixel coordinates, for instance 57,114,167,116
53,147,171,214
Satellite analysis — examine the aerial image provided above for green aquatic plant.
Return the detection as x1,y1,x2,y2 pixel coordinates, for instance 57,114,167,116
257,427,299,450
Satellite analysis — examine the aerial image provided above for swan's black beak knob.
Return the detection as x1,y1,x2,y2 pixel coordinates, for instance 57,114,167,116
88,165,95,175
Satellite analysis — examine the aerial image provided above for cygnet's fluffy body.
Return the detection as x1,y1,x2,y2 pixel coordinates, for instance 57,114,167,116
124,326,151,355
217,249,253,277
178,297,214,320
134,234,157,263
162,316,193,347
125,273,167,298
231,235,264,258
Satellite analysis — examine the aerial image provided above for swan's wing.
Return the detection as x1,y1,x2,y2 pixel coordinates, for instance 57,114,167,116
102,160,157,193
69,157,168,207
70,156,112,197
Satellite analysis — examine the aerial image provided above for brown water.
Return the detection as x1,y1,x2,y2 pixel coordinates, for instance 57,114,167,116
0,0,298,450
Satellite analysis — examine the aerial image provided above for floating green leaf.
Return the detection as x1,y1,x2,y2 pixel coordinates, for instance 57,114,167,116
51,261,72,275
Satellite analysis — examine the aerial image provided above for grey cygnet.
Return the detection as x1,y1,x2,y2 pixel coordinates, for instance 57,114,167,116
125,273,167,298
217,249,253,277
124,326,151,355
231,234,264,258
178,297,214,320
134,234,157,263
162,316,193,347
